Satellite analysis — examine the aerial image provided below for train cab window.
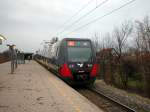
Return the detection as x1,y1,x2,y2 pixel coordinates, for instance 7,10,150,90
67,41,92,62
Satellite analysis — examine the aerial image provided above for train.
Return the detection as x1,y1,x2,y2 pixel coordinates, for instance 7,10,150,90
35,38,98,85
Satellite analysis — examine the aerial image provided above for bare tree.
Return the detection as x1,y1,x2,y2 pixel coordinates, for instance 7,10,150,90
113,21,133,59
135,16,150,52
103,32,114,49
135,16,150,97
92,32,101,52
113,21,133,89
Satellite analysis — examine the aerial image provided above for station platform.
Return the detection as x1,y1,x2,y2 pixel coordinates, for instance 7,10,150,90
0,61,103,112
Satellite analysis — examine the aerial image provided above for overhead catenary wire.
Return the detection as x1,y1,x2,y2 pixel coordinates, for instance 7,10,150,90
57,0,109,36
63,0,136,36
52,0,93,37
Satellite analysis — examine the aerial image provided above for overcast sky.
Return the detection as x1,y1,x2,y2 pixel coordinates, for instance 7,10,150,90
0,0,150,53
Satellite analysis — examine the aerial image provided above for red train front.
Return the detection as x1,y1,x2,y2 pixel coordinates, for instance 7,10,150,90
58,38,97,85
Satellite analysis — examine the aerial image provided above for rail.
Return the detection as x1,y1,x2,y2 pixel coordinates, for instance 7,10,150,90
88,86,136,112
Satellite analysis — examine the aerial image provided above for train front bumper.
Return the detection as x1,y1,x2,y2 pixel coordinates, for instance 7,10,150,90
62,77,96,86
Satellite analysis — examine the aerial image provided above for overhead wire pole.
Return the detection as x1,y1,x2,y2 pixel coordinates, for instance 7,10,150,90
63,0,136,36
51,0,93,37
58,0,109,37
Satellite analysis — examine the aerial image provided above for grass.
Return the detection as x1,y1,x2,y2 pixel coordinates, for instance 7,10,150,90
127,80,143,89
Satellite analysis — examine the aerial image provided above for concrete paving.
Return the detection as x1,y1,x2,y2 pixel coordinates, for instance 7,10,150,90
0,61,103,112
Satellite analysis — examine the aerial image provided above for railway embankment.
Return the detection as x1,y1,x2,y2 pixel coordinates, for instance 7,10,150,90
94,80,150,112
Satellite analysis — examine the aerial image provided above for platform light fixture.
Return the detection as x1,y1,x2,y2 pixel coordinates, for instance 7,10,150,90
0,34,6,45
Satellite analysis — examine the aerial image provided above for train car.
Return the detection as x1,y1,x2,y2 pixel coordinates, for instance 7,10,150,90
37,38,98,85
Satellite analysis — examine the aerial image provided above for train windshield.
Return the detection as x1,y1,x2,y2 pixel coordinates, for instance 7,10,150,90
67,41,92,62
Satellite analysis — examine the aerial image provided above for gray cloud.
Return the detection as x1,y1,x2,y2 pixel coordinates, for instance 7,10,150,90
0,0,150,52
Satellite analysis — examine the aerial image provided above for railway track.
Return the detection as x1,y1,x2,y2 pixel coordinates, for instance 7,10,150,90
89,86,136,112
76,86,136,112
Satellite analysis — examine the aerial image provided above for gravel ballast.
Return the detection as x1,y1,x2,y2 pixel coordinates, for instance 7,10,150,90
94,80,150,112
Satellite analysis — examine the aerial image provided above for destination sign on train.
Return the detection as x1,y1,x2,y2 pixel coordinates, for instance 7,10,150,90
67,41,90,47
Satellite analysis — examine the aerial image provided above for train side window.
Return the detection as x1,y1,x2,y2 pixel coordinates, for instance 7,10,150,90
56,47,59,59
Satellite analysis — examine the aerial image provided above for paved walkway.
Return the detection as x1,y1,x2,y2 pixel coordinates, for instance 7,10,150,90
0,61,103,112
